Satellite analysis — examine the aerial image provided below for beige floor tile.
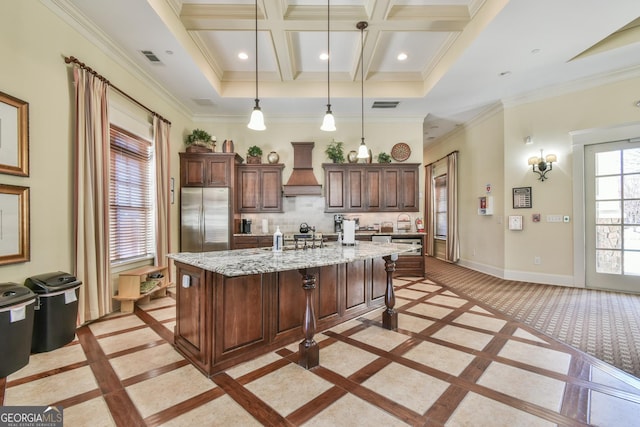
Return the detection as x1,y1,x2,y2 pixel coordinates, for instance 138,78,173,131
159,394,262,427
63,396,116,427
244,363,333,417
403,341,476,376
590,366,640,393
226,351,286,379
97,327,163,355
398,312,434,333
498,339,571,374
395,288,429,300
454,312,507,332
477,362,566,412
349,326,409,352
303,393,410,427
325,317,365,334
88,315,145,336
406,303,453,319
447,392,555,427
138,296,175,310
407,282,442,293
126,365,217,418
109,343,185,380
162,320,176,333
432,325,494,351
361,362,449,414
428,294,468,308
319,340,380,377
4,366,98,406
144,306,176,322
8,344,87,381
590,390,640,427
469,305,493,315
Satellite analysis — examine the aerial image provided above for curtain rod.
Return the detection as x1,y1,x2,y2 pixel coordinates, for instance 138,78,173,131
424,150,458,168
64,55,171,125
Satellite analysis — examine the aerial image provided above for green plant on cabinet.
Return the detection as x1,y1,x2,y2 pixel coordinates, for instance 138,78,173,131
325,140,344,163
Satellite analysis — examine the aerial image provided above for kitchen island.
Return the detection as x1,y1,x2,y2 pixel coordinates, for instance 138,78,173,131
168,241,417,376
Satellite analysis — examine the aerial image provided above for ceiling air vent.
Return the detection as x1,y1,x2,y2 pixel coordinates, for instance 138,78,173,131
140,50,162,63
372,101,400,109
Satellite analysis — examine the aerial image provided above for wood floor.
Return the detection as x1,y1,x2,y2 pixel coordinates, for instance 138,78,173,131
2,276,640,426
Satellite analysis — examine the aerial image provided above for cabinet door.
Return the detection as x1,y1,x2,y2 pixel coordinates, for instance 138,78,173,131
383,168,401,210
348,168,364,210
400,167,419,211
260,168,282,212
174,263,210,372
365,168,382,210
205,157,231,186
181,157,206,187
325,168,347,211
237,168,260,211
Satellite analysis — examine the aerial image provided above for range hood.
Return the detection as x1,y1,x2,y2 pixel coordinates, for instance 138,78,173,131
283,142,322,196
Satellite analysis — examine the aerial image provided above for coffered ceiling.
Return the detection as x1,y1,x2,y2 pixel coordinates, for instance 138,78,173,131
56,0,640,139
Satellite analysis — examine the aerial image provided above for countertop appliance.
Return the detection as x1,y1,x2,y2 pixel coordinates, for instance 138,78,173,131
181,187,230,251
241,219,252,234
333,214,343,232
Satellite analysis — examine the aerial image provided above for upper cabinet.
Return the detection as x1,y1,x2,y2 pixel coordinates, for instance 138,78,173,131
323,163,419,213
179,153,243,187
237,164,284,213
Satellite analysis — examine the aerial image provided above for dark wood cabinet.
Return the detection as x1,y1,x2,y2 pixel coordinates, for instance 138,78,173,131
237,164,284,212
323,163,419,212
232,235,272,249
179,152,242,187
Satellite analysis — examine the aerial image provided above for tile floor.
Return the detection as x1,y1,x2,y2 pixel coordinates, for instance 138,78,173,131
2,276,640,426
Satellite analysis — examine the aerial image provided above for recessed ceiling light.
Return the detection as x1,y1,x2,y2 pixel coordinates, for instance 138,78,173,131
319,52,329,61
531,48,541,54
165,50,173,55
636,100,640,107
499,71,512,76
397,52,408,61
238,52,248,60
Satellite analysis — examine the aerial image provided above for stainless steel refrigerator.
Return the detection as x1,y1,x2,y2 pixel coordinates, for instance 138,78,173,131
180,187,230,252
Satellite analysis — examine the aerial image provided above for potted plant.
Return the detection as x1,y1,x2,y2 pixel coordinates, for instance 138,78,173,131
185,129,215,152
377,152,392,163
325,141,344,163
247,145,263,164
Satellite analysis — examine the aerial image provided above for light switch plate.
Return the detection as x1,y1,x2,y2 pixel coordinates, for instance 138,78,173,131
181,274,191,288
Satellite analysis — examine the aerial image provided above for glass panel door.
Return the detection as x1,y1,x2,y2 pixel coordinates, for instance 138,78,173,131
585,140,640,292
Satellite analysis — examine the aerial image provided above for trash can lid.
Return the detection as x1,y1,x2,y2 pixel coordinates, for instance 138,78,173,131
0,283,36,308
24,271,81,294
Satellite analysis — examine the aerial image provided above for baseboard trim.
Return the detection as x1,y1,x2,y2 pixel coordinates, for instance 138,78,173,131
457,259,581,288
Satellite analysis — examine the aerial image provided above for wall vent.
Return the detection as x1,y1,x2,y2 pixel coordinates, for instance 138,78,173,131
141,50,162,63
372,101,400,109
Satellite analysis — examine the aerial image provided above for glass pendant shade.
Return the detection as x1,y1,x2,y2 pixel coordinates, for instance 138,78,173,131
357,139,369,158
320,107,336,131
248,103,265,131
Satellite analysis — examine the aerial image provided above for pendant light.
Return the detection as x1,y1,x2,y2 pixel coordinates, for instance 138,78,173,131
356,21,369,159
247,0,265,130
320,0,336,131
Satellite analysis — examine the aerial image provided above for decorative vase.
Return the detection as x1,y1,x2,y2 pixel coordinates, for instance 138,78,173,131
222,140,234,153
267,151,279,164
347,150,358,163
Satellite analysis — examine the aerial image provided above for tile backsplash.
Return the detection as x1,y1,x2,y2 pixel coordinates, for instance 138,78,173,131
240,195,422,234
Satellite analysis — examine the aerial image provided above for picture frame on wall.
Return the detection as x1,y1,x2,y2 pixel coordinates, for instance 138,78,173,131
512,186,532,209
0,184,30,265
0,91,29,176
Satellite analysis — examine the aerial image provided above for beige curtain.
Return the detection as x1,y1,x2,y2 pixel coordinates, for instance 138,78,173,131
424,164,435,256
153,116,171,269
73,67,112,324
445,152,459,262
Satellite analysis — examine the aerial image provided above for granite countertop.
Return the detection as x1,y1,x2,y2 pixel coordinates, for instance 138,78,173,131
233,231,427,238
168,241,419,277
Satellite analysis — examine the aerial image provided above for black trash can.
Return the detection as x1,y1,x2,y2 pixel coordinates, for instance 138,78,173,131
0,283,36,377
24,272,82,353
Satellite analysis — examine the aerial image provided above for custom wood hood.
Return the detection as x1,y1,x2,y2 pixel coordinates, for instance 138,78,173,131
283,142,322,196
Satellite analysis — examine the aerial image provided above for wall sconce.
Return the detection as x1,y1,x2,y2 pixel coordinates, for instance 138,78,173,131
528,149,557,182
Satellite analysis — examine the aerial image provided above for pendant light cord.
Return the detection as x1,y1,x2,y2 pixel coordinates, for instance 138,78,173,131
359,22,366,142
327,0,330,107
254,0,258,104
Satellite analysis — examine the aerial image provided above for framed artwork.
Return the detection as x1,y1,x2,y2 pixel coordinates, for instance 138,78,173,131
0,184,30,265
0,91,29,176
512,186,532,209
